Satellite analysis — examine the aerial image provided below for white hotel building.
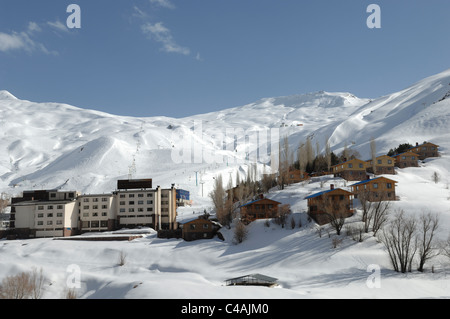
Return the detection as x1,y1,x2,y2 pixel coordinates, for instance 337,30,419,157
10,179,179,239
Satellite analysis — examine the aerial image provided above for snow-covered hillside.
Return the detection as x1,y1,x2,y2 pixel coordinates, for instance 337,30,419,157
1,69,450,300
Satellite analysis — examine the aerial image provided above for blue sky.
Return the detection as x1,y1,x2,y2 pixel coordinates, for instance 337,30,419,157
1,0,449,118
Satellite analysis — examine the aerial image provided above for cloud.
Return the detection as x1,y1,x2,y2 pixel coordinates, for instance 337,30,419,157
149,0,175,9
141,22,190,55
0,22,55,55
47,20,70,33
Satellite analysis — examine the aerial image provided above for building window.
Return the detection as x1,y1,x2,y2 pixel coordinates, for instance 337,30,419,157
57,205,63,210
138,201,144,205
147,193,153,197
47,205,53,210
373,183,378,189
388,160,392,164
129,208,135,212
47,213,53,218
102,198,108,202
102,205,108,209
129,201,135,205
83,198,89,202
120,201,125,205
147,208,153,212
377,160,382,164
83,206,89,210
37,213,44,218
37,221,43,226
138,194,144,198
203,224,209,229
56,220,63,225
57,213,63,217
47,221,53,225
93,205,98,210
120,194,126,198
129,194,135,198
83,213,89,217
190,224,196,230
120,209,126,213
102,212,107,217
387,183,392,189
91,221,99,228
348,163,353,168
92,198,99,202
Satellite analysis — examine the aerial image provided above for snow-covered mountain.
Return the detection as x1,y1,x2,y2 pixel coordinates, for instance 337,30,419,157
1,69,450,201
1,69,450,300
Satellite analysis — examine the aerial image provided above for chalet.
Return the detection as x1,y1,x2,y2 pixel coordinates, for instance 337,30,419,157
239,198,281,223
393,151,419,168
350,177,398,202
331,158,368,181
305,186,354,226
180,217,221,241
287,169,310,184
365,155,396,175
408,142,440,160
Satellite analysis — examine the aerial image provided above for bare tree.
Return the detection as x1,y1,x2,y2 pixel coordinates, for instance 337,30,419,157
370,137,377,175
277,136,290,190
233,220,248,244
317,194,351,236
370,197,391,236
432,171,440,184
325,136,332,173
379,210,418,273
0,269,44,299
273,204,292,228
417,213,440,272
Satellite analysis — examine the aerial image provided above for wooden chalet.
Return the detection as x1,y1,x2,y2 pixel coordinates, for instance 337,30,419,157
365,155,396,175
350,177,398,202
331,158,368,181
408,142,440,160
305,185,354,226
393,151,419,168
180,217,222,242
239,198,281,223
287,169,310,184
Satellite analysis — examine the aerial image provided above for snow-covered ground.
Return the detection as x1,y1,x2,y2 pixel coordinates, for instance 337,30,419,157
1,69,450,299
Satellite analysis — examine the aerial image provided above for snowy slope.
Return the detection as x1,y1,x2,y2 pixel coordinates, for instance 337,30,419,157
1,69,450,299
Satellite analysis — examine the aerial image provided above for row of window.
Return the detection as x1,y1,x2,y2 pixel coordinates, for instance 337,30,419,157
37,205,64,210
37,213,63,218
119,193,153,198
119,200,153,206
82,198,110,202
82,212,108,217
82,205,109,210
37,220,63,226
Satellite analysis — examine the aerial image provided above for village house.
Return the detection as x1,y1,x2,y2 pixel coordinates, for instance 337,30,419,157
331,158,368,181
408,142,440,160
287,169,310,184
305,185,354,226
180,216,221,241
365,155,396,175
393,151,419,168
350,177,398,202
239,197,282,223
